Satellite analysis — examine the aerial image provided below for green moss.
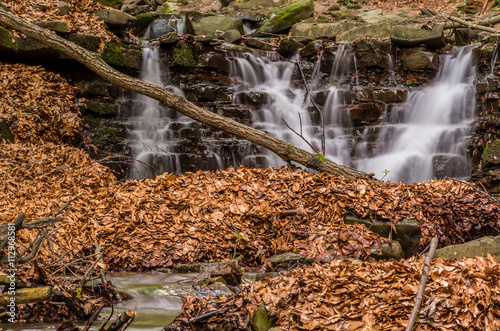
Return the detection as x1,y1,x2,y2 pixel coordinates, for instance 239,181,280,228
67,33,100,52
0,26,15,48
171,40,196,67
133,13,155,34
84,101,118,116
101,41,124,66
315,155,326,162
0,120,14,142
85,116,118,146
483,140,500,165
288,144,294,153
0,26,47,51
157,3,172,14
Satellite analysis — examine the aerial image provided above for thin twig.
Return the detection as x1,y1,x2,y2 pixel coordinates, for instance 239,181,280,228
406,236,439,331
282,118,321,154
445,177,499,204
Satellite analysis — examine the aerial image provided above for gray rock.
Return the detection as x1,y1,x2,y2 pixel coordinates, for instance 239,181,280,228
299,39,322,56
370,241,404,260
94,9,137,28
223,29,242,44
400,48,439,71
338,21,392,42
355,38,392,69
34,20,69,33
257,0,314,34
277,37,304,57
245,37,276,51
237,0,274,9
291,21,361,39
149,18,177,39
434,236,500,259
67,33,101,52
391,24,445,49
57,1,71,15
269,252,309,268
433,155,469,179
193,15,244,36
345,214,421,257
121,0,149,12
359,9,383,24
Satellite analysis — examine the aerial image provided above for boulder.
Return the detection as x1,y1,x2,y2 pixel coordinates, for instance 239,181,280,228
299,39,322,56
400,48,439,71
434,236,500,259
67,33,101,52
34,20,69,33
370,241,404,260
433,155,469,179
269,252,310,268
223,30,242,44
338,21,392,42
101,41,142,69
148,18,177,39
132,12,155,35
355,38,392,69
345,214,421,257
94,9,137,28
193,15,244,36
257,0,314,34
237,0,275,9
290,21,361,39
0,26,56,56
245,37,275,51
95,0,124,9
391,24,445,49
277,37,304,57
121,0,149,13
57,1,71,15
254,304,278,331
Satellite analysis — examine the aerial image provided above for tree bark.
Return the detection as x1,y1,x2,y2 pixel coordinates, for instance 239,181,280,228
0,286,53,305
0,7,368,179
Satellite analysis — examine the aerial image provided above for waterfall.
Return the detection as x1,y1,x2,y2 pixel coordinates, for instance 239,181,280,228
229,44,477,183
123,44,189,179
357,44,477,182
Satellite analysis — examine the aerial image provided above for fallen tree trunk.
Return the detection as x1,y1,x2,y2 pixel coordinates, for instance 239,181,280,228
0,286,53,305
0,7,368,179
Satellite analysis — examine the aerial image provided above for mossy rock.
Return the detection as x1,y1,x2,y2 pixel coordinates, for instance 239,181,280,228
338,21,392,42
277,36,304,57
434,236,500,259
67,33,101,52
290,21,361,39
257,0,314,34
253,304,277,331
96,0,124,9
0,26,51,52
171,40,196,67
84,101,118,117
483,140,500,167
192,15,244,36
132,12,156,34
101,40,124,66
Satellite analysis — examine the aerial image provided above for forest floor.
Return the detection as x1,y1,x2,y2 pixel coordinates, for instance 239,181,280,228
1,0,500,330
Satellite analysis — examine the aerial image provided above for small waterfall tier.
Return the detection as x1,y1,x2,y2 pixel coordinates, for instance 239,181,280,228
229,44,478,183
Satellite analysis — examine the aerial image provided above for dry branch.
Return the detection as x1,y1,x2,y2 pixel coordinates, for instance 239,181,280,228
106,310,137,331
447,16,498,34
0,7,367,179
405,236,439,331
0,286,53,305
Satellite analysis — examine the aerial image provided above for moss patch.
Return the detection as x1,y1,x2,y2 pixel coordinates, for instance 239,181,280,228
101,40,124,66
483,140,500,166
171,40,196,67
95,0,124,9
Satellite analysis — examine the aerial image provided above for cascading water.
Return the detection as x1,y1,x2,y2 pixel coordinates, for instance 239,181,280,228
229,43,477,183
357,44,477,182
122,44,189,179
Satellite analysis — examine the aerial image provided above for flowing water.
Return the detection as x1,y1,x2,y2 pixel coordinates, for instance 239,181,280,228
230,44,477,182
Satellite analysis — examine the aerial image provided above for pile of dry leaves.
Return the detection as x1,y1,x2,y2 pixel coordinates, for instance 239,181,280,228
3,0,114,45
0,61,84,145
167,255,500,330
1,143,499,272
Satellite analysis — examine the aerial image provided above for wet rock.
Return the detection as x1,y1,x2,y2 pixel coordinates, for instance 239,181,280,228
84,101,118,117
355,38,392,69
391,24,445,49
370,241,404,260
159,31,178,45
483,140,500,167
345,214,421,257
94,9,137,28
121,0,150,14
0,26,56,56
193,15,244,37
400,48,439,71
290,21,361,39
434,236,500,259
149,18,177,38
198,52,230,73
101,41,142,69
132,12,155,35
254,272,279,281
269,252,310,268
57,1,71,15
156,2,180,14
257,0,314,34
223,30,242,44
433,155,469,179
299,40,322,56
210,262,243,286
339,21,392,42
171,40,196,67
277,37,304,57
342,103,384,126
372,89,407,103
34,20,69,33
175,261,231,273
67,33,100,52
254,304,278,331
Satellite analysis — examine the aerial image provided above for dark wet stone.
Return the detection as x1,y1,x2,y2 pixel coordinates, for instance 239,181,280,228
373,89,407,103
299,40,322,57
67,33,101,52
433,155,469,179
355,39,392,70
245,37,276,51
400,48,439,71
345,214,421,257
277,37,304,57
198,51,231,73
342,103,384,126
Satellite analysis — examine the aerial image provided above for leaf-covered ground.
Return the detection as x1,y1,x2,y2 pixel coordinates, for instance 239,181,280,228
167,256,500,330
1,142,499,272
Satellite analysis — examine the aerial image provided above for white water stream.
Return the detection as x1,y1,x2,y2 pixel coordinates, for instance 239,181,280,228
230,44,477,182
